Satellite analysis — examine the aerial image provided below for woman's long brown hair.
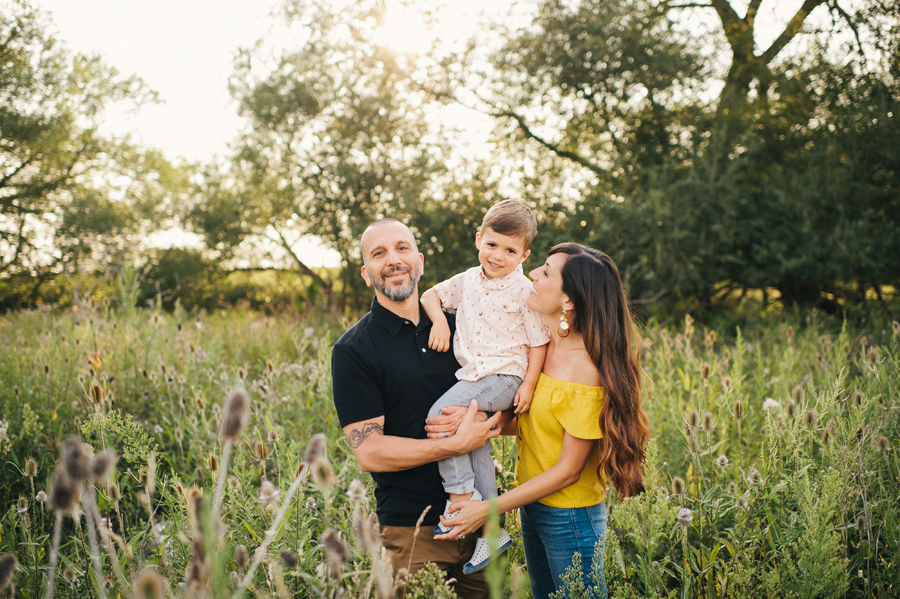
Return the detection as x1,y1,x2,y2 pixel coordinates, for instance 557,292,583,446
549,243,649,498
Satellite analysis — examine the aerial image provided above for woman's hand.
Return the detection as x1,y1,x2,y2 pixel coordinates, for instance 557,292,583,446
433,499,490,541
425,404,485,439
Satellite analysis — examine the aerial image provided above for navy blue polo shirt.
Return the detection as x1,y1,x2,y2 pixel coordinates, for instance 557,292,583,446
331,297,460,526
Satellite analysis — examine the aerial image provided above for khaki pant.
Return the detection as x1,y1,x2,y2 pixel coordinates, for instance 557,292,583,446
381,525,490,599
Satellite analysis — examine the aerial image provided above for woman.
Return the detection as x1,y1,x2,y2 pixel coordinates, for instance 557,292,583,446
430,243,650,598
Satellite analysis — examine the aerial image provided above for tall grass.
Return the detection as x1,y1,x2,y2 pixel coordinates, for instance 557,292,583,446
0,300,897,598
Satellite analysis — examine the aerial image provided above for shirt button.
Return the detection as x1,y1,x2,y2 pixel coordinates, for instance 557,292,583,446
421,348,426,353
478,312,483,316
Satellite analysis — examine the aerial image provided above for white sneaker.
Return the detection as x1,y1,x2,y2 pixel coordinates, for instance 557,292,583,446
462,529,513,574
432,489,483,536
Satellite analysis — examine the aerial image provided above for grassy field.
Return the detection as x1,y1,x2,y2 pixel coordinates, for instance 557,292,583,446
0,300,897,598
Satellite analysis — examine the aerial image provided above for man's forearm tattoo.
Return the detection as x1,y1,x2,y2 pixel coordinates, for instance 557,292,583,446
346,422,384,449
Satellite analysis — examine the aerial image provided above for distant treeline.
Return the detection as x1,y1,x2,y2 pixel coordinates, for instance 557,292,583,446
2,0,898,317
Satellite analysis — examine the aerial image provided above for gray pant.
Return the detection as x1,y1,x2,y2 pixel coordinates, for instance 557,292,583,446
427,374,522,496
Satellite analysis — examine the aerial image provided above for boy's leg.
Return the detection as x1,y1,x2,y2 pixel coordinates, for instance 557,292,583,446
428,375,521,496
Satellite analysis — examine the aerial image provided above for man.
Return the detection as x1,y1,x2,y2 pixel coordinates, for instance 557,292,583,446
331,219,502,598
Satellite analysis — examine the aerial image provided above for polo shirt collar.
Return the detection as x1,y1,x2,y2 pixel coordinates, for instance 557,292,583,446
370,296,428,337
477,263,524,289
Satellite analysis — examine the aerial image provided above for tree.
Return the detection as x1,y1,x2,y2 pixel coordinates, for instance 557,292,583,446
0,0,174,305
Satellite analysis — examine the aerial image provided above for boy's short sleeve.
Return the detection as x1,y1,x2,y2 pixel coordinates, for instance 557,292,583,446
522,302,551,347
432,271,467,311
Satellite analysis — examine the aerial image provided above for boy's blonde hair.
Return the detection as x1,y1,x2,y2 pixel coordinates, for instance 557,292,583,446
481,200,538,250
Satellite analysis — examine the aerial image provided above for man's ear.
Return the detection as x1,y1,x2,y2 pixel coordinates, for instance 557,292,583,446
361,265,373,288
418,253,425,276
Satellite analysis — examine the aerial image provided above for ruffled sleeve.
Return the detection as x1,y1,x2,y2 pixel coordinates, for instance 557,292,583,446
550,386,604,440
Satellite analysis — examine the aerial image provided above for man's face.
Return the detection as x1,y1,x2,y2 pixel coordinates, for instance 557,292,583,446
361,221,424,302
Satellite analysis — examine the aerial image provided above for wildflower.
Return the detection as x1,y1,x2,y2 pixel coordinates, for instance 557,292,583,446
701,363,711,380
803,409,818,430
676,508,693,526
736,496,748,509
267,360,275,373
867,347,879,366
785,400,797,419
89,383,104,405
311,459,337,492
254,440,270,461
306,497,317,509
347,479,367,503
494,459,504,474
44,364,50,376
876,436,891,452
107,483,121,503
747,466,762,487
304,327,315,338
851,390,863,408
279,549,298,569
732,399,745,420
792,385,804,402
220,389,249,443
195,395,205,410
207,454,218,472
722,376,733,390
258,480,280,504
25,457,38,478
17,497,27,514
49,469,79,512
762,398,780,411
62,566,77,584
227,475,239,489
701,411,714,431
268,429,280,443
36,490,47,503
671,476,685,495
0,553,17,591
237,367,246,380
154,425,163,434
821,426,831,445
687,409,700,429
133,566,165,599
855,515,867,531
893,321,900,336
716,455,729,467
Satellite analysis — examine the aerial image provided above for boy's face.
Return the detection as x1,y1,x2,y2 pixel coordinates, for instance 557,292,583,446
475,227,530,279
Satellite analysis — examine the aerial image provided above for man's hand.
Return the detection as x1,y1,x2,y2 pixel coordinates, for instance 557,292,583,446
451,400,502,452
425,403,488,439
428,320,452,352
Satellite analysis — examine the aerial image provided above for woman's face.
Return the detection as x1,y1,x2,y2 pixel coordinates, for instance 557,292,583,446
526,253,569,316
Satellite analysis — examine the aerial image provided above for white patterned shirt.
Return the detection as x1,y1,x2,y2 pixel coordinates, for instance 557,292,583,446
432,264,550,382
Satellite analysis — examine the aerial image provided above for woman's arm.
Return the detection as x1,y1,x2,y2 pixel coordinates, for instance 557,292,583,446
434,432,595,539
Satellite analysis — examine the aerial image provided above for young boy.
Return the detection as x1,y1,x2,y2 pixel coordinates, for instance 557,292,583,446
422,200,550,574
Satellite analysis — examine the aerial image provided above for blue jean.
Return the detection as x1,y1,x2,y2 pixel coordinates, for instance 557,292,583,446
520,501,607,599
427,374,522,496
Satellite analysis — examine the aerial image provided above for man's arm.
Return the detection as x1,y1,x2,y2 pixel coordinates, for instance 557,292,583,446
344,400,502,472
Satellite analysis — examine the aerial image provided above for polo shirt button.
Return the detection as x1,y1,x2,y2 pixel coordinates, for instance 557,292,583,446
421,348,426,353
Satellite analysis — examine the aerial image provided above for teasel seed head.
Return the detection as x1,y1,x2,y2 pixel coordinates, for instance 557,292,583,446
747,466,762,487
195,395,205,411
159,363,167,375
687,409,700,430
671,476,685,495
732,399,745,420
867,347,878,366
207,454,218,472
89,383,104,405
90,450,117,483
107,482,121,503
60,437,90,481
875,436,890,452
49,469,80,512
820,426,831,445
322,529,350,579
701,411,714,431
785,400,798,419
892,321,900,336
133,566,165,599
254,440,270,461
44,364,50,376
701,363,711,380
13,386,19,398
792,385,804,403
0,553,18,591
267,360,274,373
25,457,37,478
682,421,692,438
220,389,249,443
234,545,248,569
803,409,818,431
268,429,280,443
303,434,327,465
355,512,378,553
279,549,298,570
722,376,733,390
237,367,245,380
311,459,337,493
851,390,863,408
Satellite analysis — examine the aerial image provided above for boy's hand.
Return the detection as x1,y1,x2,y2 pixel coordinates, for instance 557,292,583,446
428,321,452,352
513,384,534,414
